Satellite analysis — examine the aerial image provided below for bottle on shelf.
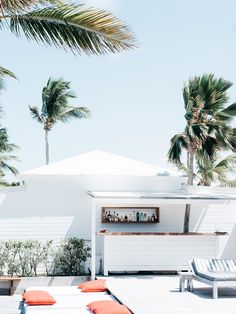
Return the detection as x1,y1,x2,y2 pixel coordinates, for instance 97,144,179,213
129,213,132,222
136,211,140,222
124,214,128,222
151,213,155,222
140,212,143,222
108,211,111,222
144,213,147,222
132,211,136,222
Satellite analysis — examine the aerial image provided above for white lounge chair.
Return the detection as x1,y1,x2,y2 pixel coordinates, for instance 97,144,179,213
189,258,236,299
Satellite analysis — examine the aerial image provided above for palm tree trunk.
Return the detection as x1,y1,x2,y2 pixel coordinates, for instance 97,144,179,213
183,152,194,233
45,129,49,165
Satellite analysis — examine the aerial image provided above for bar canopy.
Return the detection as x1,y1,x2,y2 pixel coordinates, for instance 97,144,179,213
88,191,236,201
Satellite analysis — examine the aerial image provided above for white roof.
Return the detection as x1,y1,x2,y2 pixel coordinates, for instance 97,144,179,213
88,191,236,200
22,150,178,177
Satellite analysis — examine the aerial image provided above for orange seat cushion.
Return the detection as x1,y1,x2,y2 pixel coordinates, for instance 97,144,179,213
79,279,106,289
22,290,56,305
87,300,132,314
79,279,106,292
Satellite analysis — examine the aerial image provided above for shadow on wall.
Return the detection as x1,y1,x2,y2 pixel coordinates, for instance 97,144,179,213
190,204,209,232
221,224,236,259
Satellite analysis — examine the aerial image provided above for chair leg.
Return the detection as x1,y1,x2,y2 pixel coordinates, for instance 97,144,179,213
187,278,193,292
180,277,185,292
213,282,218,299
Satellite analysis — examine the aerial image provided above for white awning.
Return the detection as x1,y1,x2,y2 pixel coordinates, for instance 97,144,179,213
88,191,236,201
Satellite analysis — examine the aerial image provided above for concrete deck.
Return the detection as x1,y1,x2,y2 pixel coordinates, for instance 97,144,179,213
105,275,236,314
1,294,22,314
2,276,236,313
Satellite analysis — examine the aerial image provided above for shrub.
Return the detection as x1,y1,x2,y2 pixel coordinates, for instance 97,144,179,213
0,238,90,277
53,238,91,276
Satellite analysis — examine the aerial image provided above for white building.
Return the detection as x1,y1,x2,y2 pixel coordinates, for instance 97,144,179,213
0,150,236,276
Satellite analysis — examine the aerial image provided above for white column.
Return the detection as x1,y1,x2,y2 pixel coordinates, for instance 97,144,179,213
91,198,96,280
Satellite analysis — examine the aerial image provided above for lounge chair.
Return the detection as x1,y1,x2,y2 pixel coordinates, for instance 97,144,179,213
189,258,236,299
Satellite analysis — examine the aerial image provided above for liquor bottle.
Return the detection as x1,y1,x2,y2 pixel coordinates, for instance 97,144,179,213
124,214,128,222
144,213,147,222
129,213,132,222
132,211,136,222
108,211,111,222
105,211,108,221
140,213,143,222
117,213,119,222
136,211,140,222
151,214,155,222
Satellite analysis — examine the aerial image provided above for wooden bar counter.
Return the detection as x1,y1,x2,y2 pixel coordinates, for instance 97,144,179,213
98,232,228,275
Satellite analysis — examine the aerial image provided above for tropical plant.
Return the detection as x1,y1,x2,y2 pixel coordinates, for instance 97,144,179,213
196,155,236,187
0,128,19,185
0,67,19,185
168,74,236,232
29,77,90,164
0,1,135,55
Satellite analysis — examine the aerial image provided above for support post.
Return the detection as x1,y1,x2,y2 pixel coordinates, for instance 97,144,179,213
213,282,218,299
91,198,96,280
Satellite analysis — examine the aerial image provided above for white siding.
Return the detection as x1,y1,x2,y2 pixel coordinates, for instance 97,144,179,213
102,235,222,273
0,175,235,264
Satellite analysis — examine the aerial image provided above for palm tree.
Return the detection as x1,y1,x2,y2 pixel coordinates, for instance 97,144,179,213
168,74,236,233
29,77,90,164
0,127,19,186
196,155,236,187
0,0,135,55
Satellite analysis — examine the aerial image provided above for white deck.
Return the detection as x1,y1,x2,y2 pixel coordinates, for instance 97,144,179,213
104,275,236,314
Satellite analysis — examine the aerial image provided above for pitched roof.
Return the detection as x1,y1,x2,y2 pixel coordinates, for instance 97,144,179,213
22,150,178,177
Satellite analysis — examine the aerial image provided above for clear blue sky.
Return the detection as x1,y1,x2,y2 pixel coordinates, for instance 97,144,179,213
1,0,236,174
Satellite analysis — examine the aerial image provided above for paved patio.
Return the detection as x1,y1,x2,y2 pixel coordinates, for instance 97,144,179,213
1,294,22,314
2,275,236,314
105,275,236,314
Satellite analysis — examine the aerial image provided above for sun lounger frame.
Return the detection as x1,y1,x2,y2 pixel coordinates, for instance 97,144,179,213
189,260,236,299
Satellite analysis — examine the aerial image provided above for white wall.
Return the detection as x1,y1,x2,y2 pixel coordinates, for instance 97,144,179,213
0,175,235,261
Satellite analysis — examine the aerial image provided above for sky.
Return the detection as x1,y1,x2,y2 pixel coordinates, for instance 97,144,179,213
2,0,236,175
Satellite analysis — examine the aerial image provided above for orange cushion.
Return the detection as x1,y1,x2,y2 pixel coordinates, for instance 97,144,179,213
79,279,106,289
22,290,56,305
87,300,132,314
79,279,106,292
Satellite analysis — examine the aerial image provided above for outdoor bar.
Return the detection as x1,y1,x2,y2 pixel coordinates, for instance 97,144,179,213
88,191,236,278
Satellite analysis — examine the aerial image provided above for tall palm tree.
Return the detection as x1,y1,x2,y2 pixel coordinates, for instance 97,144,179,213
0,0,136,55
168,74,236,233
29,77,90,165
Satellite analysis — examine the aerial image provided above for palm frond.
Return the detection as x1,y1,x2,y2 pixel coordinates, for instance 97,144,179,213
0,161,19,175
57,106,91,122
29,105,44,123
0,66,17,90
1,0,63,13
215,103,236,123
7,4,136,54
168,133,187,164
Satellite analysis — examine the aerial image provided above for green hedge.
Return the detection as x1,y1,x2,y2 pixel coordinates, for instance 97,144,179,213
0,238,91,277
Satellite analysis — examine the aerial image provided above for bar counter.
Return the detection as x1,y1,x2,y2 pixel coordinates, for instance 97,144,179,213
98,232,228,275
98,232,228,236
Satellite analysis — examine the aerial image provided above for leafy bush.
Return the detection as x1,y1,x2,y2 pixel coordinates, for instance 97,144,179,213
0,238,90,277
53,238,91,276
